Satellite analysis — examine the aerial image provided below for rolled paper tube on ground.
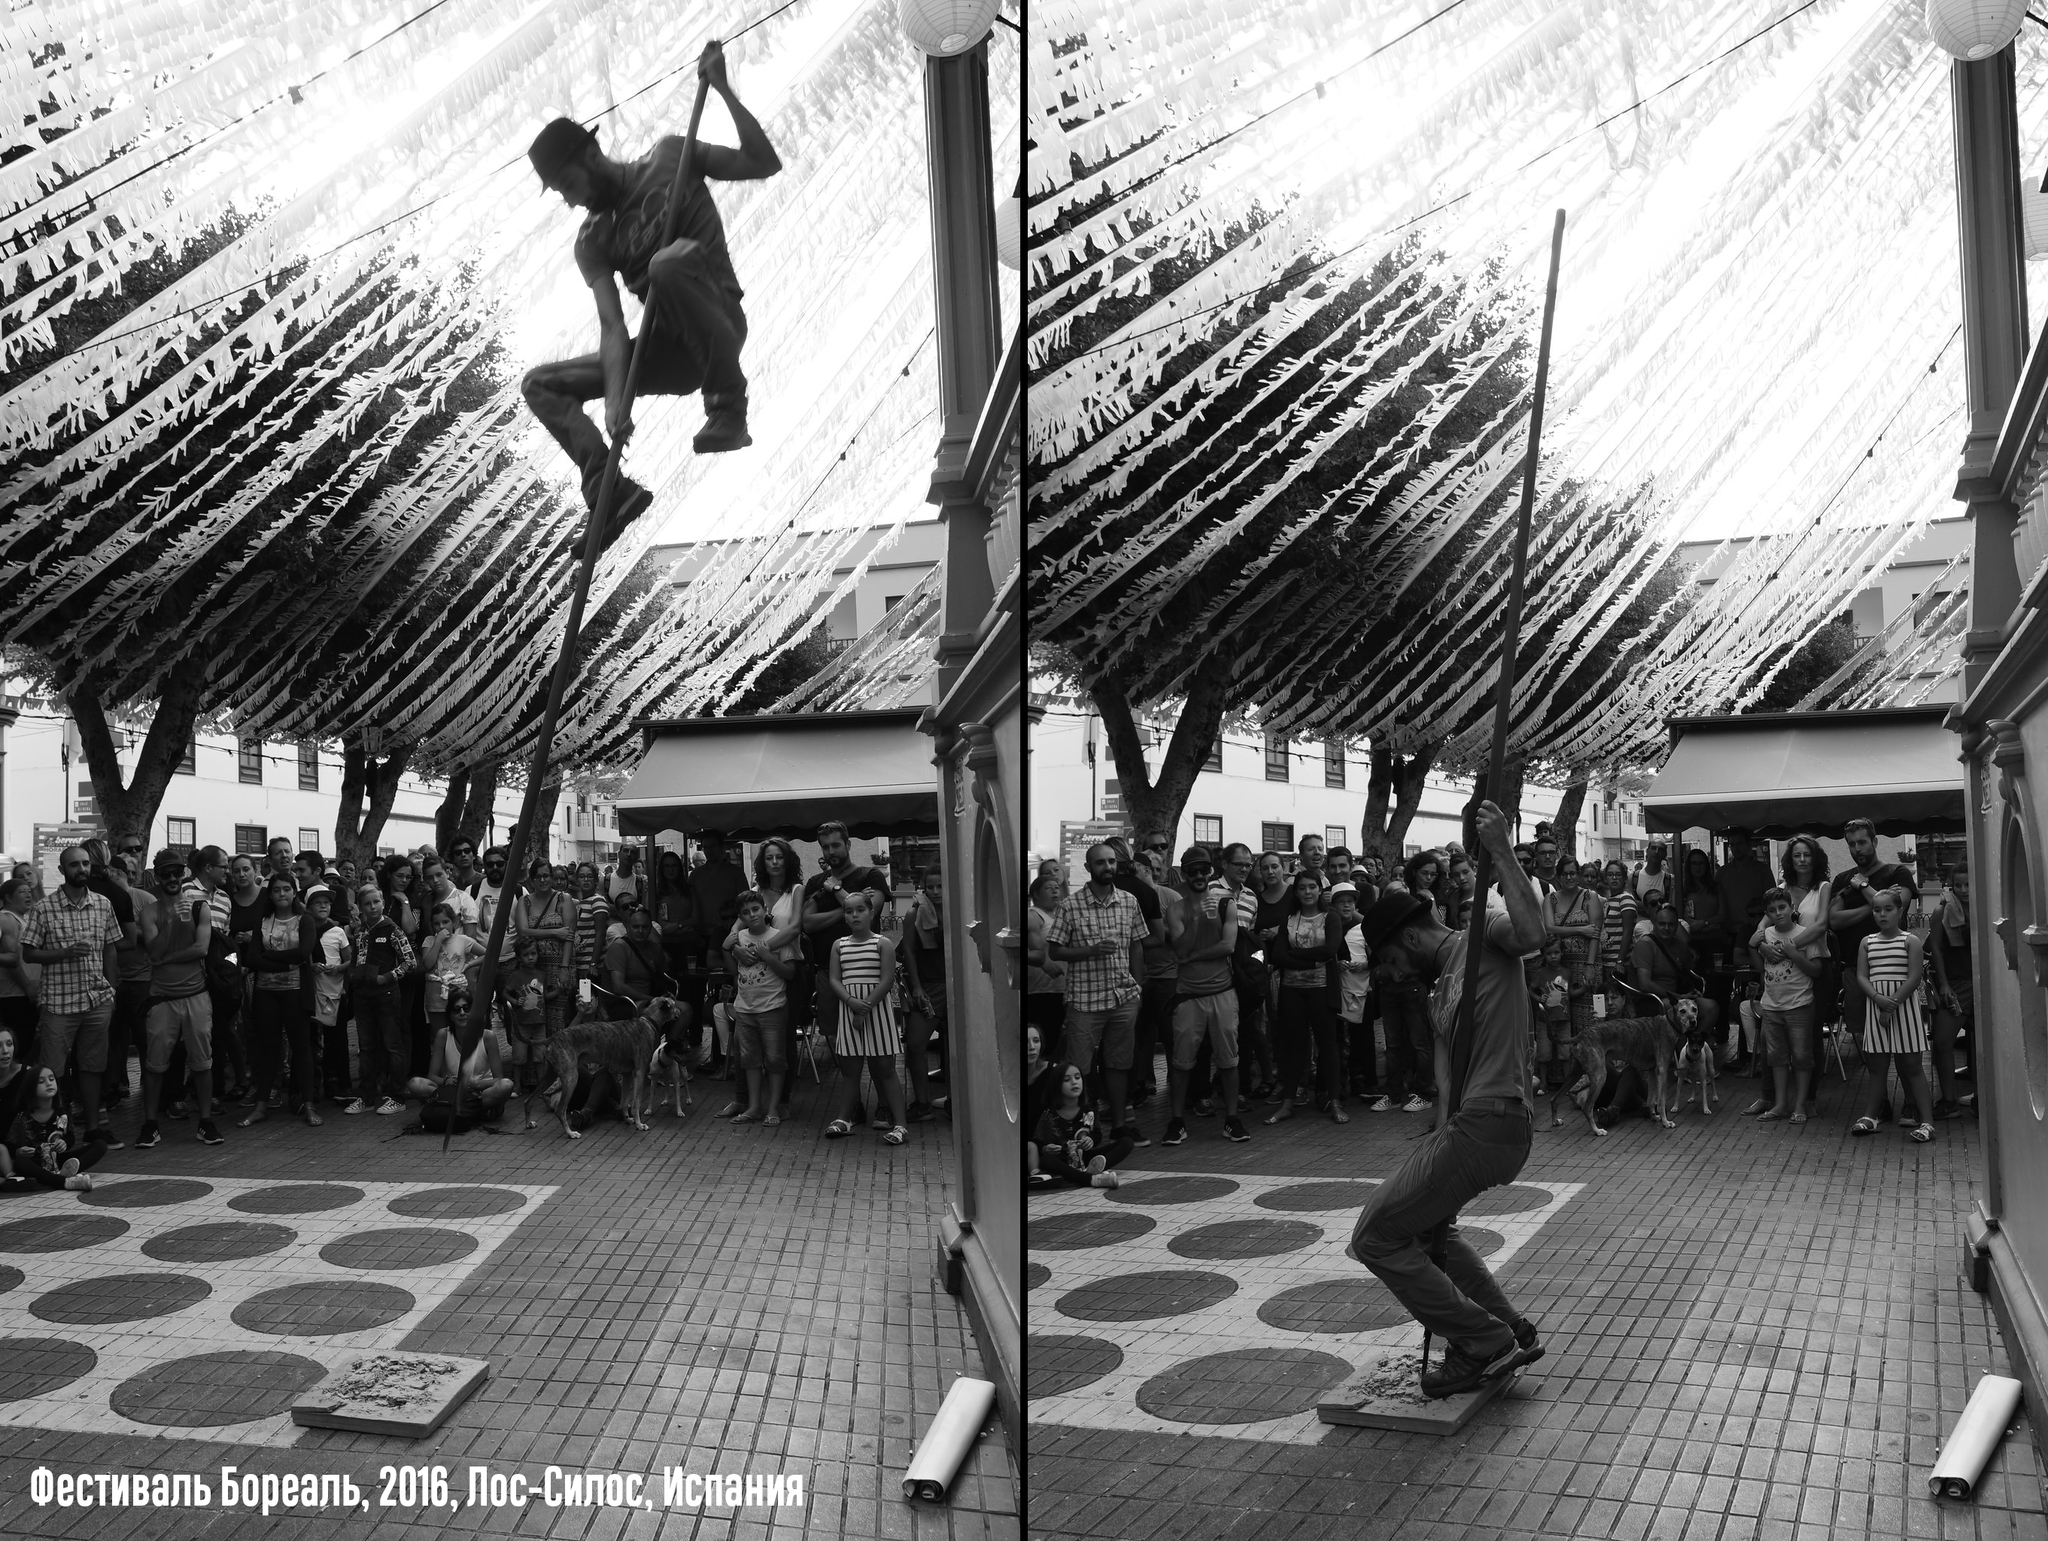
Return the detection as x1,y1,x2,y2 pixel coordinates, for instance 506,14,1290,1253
1929,1374,2024,1499
901,1376,996,1501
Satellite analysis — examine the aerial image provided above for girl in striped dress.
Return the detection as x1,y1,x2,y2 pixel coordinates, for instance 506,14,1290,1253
822,890,910,1145
1852,887,1936,1142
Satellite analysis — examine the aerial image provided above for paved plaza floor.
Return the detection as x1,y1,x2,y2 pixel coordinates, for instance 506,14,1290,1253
1030,1056,2046,1541
0,1069,1017,1540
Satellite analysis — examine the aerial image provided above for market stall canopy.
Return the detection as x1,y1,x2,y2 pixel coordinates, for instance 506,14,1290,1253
615,710,936,841
1641,706,1963,838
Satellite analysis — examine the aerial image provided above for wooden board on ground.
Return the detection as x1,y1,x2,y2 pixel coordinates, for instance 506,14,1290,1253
1316,1354,1520,1434
292,1353,490,1437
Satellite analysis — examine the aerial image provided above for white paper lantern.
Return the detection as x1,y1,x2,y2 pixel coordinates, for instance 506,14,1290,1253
1925,0,2029,60
995,194,1022,269
899,0,1002,56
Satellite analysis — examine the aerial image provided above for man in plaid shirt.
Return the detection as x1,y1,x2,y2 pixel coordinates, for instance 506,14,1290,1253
20,845,124,1149
1047,843,1149,1147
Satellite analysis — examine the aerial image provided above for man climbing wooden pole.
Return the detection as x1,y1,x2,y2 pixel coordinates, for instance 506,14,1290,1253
1340,209,1567,1401
447,42,772,1144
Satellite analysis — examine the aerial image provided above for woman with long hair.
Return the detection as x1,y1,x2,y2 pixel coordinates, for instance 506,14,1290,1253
1401,850,1446,924
1025,872,1066,1065
745,838,806,1108
652,848,695,992
1267,868,1343,1125
1544,855,1604,1085
380,855,427,1077
1599,859,1639,997
243,871,316,1128
514,858,577,1040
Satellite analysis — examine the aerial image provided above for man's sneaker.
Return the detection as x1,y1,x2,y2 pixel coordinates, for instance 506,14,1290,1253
167,1101,190,1120
1222,1116,1251,1143
1401,1095,1430,1113
1419,1335,1539,1399
1932,1098,1963,1121
196,1120,225,1146
1114,1123,1151,1150
1368,1095,1396,1112
375,1097,403,1116
90,1127,123,1151
343,1099,370,1116
1162,1118,1189,1146
692,397,753,454
134,1121,162,1149
1511,1318,1545,1365
1192,1098,1215,1118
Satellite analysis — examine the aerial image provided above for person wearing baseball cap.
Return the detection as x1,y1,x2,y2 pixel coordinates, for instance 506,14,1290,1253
521,40,781,555
1342,800,1550,1401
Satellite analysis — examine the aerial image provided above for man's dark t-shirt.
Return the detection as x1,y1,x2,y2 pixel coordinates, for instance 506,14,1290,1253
574,137,743,309
1828,862,1912,966
687,859,747,947
801,865,892,967
86,873,134,931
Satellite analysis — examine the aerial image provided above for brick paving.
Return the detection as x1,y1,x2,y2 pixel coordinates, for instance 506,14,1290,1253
0,1068,1015,1539
1030,1059,2047,1541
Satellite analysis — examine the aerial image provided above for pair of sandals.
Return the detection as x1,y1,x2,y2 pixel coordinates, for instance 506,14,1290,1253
825,1118,907,1145
1852,1115,1933,1142
716,1102,782,1127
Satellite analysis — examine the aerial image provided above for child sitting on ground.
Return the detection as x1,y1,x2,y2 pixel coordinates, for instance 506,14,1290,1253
722,889,796,1126
8,1066,100,1191
1032,1062,1130,1189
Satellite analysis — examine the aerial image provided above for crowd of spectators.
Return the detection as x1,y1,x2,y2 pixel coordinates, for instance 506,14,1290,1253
1025,816,1975,1189
0,821,951,1189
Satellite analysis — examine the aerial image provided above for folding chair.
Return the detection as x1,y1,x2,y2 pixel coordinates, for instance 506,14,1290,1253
1819,1017,1851,1081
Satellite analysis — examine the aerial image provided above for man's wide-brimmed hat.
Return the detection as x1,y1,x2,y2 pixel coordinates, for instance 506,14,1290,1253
1357,891,1434,952
529,117,597,184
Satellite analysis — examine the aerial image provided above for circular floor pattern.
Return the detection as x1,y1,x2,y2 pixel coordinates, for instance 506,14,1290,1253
233,1280,417,1337
31,1272,211,1326
1030,1210,1156,1251
143,1221,297,1264
1463,1184,1551,1216
1026,1262,1050,1292
320,1227,478,1270
227,1183,365,1215
79,1178,213,1208
387,1186,528,1219
1056,1269,1237,1323
110,1350,328,1428
1028,1334,1123,1399
0,1214,128,1253
1259,1277,1413,1334
1137,1347,1354,1425
1462,1226,1505,1258
1168,1218,1322,1260
0,1265,21,1295
1105,1175,1239,1206
1255,1180,1381,1213
0,1337,97,1401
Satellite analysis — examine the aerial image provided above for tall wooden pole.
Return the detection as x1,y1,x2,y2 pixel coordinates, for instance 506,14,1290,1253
444,72,716,1150
1425,208,1565,1358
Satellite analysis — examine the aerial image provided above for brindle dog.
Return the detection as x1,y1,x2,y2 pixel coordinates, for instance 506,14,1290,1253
524,997,686,1139
1549,997,1696,1137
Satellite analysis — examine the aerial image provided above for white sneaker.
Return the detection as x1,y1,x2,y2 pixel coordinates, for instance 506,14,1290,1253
375,1097,403,1116
1369,1096,1395,1113
1402,1095,1430,1113
342,1099,369,1115
1090,1170,1120,1189
64,1174,93,1192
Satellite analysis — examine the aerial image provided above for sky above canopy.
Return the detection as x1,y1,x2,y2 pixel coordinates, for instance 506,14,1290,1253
1,0,1018,770
1027,0,2040,767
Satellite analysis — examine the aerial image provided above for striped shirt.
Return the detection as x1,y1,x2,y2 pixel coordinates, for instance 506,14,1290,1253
1046,885,1146,1012
20,887,122,1014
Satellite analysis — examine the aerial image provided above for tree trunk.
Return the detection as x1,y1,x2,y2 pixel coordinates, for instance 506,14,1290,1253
1090,660,1232,846
1495,759,1527,836
1549,770,1590,859
1458,760,1524,849
457,760,501,852
434,767,470,855
68,672,206,852
1361,739,1441,863
334,734,413,868
521,779,564,871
